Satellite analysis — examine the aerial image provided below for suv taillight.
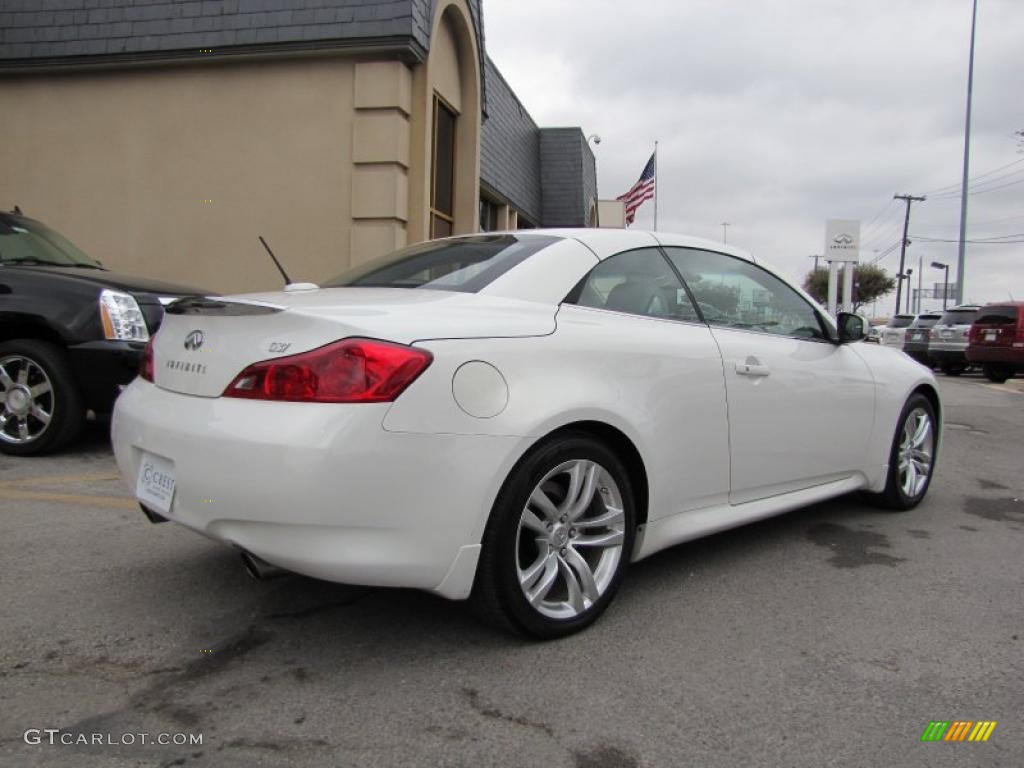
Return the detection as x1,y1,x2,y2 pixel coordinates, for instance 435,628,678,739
140,337,155,382
223,338,433,403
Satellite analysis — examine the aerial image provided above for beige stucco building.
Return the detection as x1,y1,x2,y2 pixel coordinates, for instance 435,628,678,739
0,0,598,293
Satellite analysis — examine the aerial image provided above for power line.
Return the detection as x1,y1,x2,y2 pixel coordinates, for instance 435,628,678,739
929,167,1024,198
911,235,1024,244
920,156,1024,196
869,239,903,265
860,199,898,238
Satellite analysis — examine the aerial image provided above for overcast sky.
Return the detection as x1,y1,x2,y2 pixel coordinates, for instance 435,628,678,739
484,0,1023,315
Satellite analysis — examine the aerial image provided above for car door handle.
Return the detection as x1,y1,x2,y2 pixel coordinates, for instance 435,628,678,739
735,359,770,377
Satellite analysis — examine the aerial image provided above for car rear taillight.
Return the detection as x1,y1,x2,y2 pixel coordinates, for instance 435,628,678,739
140,337,155,382
223,338,433,403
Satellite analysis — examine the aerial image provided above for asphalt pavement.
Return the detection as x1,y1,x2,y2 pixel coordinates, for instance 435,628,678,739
1,374,1022,768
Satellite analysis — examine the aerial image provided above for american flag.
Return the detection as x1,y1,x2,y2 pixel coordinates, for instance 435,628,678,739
616,152,656,225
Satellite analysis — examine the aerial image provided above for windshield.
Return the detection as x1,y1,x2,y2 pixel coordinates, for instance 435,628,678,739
939,309,978,326
911,315,942,328
0,217,102,268
324,234,559,293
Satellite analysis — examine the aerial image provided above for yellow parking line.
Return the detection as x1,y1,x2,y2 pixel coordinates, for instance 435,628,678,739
0,472,122,489
0,488,137,510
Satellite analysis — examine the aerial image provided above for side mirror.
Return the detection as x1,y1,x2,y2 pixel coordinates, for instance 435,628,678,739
836,312,868,343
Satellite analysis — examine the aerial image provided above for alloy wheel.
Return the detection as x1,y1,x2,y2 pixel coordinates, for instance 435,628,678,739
515,459,626,620
0,355,54,444
897,407,933,498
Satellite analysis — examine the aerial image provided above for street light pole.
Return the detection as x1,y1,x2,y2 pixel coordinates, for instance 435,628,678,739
931,261,950,310
917,255,923,314
955,0,979,304
721,222,730,244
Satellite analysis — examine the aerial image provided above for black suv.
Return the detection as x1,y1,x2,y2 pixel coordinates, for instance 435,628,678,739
0,210,203,455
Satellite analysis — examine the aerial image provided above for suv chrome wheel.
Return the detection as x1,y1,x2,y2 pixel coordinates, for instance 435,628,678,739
515,459,625,620
0,355,54,445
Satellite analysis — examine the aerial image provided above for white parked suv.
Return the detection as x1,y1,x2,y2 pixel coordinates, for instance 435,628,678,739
881,314,916,349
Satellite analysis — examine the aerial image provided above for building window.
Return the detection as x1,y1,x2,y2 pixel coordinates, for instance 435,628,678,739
479,198,500,232
431,95,457,239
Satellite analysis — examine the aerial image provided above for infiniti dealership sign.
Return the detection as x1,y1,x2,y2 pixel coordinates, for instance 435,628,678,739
825,219,861,263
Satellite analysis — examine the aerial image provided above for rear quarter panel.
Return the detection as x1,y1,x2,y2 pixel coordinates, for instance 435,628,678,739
384,304,732,523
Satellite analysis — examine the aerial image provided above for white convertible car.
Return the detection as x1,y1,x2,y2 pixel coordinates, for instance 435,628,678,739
112,230,940,638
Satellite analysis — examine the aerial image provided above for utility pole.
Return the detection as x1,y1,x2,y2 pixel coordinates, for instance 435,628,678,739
917,255,923,313
893,193,926,314
956,0,979,305
809,254,821,271
721,222,730,244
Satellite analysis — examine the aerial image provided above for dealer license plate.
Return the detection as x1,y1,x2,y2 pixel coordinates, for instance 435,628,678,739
136,451,176,515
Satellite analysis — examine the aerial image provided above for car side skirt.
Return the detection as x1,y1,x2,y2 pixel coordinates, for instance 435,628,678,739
632,474,868,561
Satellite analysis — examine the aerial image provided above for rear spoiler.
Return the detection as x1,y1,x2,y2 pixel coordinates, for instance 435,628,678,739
165,296,284,317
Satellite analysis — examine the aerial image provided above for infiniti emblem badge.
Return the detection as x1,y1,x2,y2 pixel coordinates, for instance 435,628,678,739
183,330,204,351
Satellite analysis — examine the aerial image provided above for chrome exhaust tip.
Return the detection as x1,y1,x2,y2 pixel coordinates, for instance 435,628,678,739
140,504,168,524
240,550,287,580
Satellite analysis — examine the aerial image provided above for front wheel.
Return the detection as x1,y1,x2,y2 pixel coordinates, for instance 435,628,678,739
864,394,937,511
0,340,83,456
471,434,635,639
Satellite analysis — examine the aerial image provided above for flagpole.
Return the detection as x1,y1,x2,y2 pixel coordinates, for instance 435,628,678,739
653,141,658,231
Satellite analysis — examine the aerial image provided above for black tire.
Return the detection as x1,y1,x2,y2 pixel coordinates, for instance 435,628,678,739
0,339,83,456
982,363,1012,383
470,433,636,639
863,393,937,511
940,362,965,376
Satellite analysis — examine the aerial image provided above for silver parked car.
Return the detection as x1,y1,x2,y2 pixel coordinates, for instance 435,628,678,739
929,305,980,375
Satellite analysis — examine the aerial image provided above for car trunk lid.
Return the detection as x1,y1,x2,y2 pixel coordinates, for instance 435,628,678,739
152,288,556,397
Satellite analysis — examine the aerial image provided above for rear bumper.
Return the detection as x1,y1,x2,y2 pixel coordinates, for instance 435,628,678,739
68,339,145,413
112,380,529,599
903,347,931,365
966,346,1024,366
929,348,968,365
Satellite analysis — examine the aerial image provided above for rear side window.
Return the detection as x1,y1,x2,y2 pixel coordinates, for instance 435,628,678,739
975,307,1018,325
567,248,699,321
939,310,978,326
324,234,559,293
